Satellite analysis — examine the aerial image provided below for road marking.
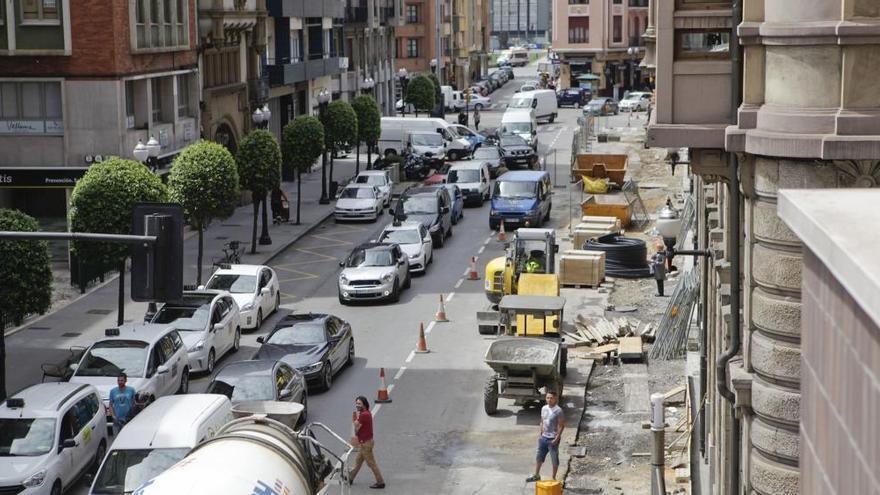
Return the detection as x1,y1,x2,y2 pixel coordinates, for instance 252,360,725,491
386,384,395,393
373,404,382,416
478,246,485,254
405,351,415,363
454,278,463,289
446,292,455,303
485,236,492,244
394,367,406,380
462,267,470,277
425,321,436,334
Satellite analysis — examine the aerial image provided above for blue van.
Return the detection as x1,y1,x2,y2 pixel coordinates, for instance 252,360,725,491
489,170,552,230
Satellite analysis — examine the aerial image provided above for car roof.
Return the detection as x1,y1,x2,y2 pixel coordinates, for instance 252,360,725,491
382,221,422,231
214,359,280,378
404,186,442,197
497,170,548,181
1,382,95,418
99,323,179,345
450,160,487,170
162,290,224,308
211,264,265,276
109,394,230,449
273,312,328,330
353,242,396,251
344,183,374,189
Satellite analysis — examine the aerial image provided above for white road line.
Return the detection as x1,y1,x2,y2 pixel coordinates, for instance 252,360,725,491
405,351,415,363
478,246,485,254
454,278,464,289
426,321,436,334
485,236,492,244
386,384,395,393
394,367,407,380
462,267,470,277
446,292,455,303
373,404,382,416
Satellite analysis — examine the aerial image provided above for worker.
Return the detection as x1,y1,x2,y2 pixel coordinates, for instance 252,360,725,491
651,250,667,296
525,258,543,273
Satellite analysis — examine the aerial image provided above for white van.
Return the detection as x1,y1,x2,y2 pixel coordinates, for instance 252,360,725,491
508,89,559,123
378,117,473,160
447,161,492,205
508,48,530,67
89,394,233,495
441,85,455,111
501,110,538,150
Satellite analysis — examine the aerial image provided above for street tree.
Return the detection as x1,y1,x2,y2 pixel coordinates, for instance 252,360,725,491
428,72,443,111
324,100,358,184
282,115,325,225
70,157,168,323
351,95,381,172
168,141,240,284
0,209,52,400
236,129,282,255
406,75,435,117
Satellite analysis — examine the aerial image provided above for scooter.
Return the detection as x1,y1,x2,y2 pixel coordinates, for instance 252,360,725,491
404,153,433,181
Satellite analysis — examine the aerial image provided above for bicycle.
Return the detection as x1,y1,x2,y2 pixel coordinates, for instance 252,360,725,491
212,240,245,269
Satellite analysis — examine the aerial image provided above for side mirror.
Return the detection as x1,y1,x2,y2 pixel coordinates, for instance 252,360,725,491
532,130,537,136
256,336,265,344
260,287,270,295
68,363,78,373
212,323,224,332
514,89,520,93
60,438,77,451
339,260,345,267
278,389,292,400
398,259,406,266
197,285,205,290
157,364,170,375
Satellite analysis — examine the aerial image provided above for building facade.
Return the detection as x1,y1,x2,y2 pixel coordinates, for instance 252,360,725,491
451,0,489,88
489,0,551,47
340,0,399,115
395,0,452,82
647,0,880,493
551,0,647,97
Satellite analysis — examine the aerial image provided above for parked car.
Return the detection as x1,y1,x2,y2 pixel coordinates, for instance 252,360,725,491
517,83,537,93
489,170,553,230
393,186,453,247
334,184,384,222
499,66,515,80
454,94,492,111
70,324,190,418
448,124,486,149
1,383,108,495
203,264,279,331
436,183,465,224
556,88,591,108
619,91,651,112
499,134,538,170
150,290,241,374
584,97,619,116
253,312,354,392
207,360,307,419
447,160,492,205
353,170,393,207
472,145,505,177
338,243,411,303
378,221,433,274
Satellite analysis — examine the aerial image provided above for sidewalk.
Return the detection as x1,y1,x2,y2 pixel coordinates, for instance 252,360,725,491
3,158,358,393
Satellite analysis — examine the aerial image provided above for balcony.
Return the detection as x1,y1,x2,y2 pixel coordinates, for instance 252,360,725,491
346,6,368,23
396,22,426,37
197,0,261,40
266,57,343,86
267,0,344,19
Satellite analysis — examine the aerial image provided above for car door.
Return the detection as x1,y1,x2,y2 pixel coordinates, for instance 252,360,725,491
159,334,182,395
420,225,433,262
373,186,382,211
325,318,344,371
219,298,235,353
223,296,239,348
257,270,271,314
276,364,303,403
394,245,408,281
146,343,167,396
59,404,90,481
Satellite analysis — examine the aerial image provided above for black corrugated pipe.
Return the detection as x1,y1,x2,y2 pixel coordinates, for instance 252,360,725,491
715,0,743,493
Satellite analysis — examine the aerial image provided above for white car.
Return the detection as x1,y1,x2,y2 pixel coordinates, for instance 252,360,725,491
338,243,411,304
353,170,393,207
0,383,108,495
455,94,491,111
150,290,241,374
70,324,190,417
204,264,280,331
334,184,384,222
619,91,651,112
378,221,433,274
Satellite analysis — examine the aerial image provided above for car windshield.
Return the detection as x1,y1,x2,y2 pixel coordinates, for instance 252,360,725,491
474,148,500,159
448,169,481,183
92,448,189,494
411,134,443,146
0,418,55,456
346,248,394,267
340,187,374,199
152,305,209,332
455,127,475,137
501,135,528,146
76,341,149,377
503,123,532,134
355,175,386,186
509,97,533,109
402,197,438,215
380,229,422,244
267,323,326,345
207,376,274,403
494,181,537,199
206,274,256,294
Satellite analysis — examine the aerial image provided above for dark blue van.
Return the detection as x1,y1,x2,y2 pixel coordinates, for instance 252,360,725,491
489,170,552,230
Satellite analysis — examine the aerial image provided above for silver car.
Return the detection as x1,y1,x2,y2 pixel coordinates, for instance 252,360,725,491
338,243,411,304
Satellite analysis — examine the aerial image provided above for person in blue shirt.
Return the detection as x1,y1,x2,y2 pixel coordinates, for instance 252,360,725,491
109,373,136,436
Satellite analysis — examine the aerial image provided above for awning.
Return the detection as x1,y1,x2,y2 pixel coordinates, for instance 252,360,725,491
0,167,89,188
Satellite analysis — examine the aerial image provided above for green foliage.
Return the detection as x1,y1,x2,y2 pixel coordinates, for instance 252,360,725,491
282,115,325,174
69,158,168,264
0,209,52,325
237,129,282,195
168,140,241,229
351,95,381,145
324,100,358,151
406,75,436,112
427,73,442,101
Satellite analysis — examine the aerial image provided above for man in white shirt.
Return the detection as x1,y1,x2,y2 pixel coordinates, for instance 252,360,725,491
526,389,565,482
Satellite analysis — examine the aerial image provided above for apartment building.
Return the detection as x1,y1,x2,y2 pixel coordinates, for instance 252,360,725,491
646,0,880,493
340,0,399,115
395,0,452,83
0,0,199,230
451,0,489,88
551,0,648,97
489,0,550,48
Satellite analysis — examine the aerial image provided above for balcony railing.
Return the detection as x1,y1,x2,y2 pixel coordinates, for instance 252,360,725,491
628,0,648,6
346,6,368,23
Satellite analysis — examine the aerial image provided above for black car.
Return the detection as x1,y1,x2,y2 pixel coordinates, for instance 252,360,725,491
499,134,538,170
206,359,309,424
557,88,591,108
252,313,355,392
392,186,453,247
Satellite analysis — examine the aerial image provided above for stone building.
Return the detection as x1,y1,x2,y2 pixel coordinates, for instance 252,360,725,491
339,0,399,115
647,0,880,493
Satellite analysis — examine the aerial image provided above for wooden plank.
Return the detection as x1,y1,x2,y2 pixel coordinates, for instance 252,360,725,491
618,336,643,360
663,385,687,404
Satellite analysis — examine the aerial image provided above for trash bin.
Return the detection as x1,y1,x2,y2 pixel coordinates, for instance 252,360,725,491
329,180,339,198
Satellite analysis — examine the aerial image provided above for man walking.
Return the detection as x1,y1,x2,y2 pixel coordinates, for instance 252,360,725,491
349,396,386,489
526,390,565,482
109,373,136,436
474,107,481,130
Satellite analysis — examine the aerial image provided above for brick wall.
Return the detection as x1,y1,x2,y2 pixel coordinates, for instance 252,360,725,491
801,248,880,494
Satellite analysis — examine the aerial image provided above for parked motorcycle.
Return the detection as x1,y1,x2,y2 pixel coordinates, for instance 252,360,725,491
404,153,433,181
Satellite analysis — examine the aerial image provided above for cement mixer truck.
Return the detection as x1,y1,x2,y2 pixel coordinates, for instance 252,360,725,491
132,401,353,495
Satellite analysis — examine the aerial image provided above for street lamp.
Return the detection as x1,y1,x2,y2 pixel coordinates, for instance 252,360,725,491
362,76,375,95
317,88,332,205
251,104,273,245
627,47,639,91
133,139,149,163
397,68,409,116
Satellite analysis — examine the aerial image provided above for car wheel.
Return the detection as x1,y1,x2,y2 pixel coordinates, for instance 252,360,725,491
347,340,355,366
206,349,216,374
50,481,61,495
447,224,453,237
232,327,241,352
256,309,263,330
390,279,401,303
403,272,411,289
92,439,107,474
475,103,484,110
321,363,333,391
549,114,556,123
435,232,445,248
449,150,460,161
178,367,190,394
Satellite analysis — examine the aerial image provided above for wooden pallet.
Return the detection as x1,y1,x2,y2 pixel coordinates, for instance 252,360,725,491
618,336,644,361
560,282,601,289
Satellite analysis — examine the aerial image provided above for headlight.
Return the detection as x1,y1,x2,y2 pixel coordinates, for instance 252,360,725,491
381,273,394,282
23,470,46,488
339,275,349,284
409,252,419,259
490,209,497,216
189,340,204,352
241,302,254,312
299,362,324,374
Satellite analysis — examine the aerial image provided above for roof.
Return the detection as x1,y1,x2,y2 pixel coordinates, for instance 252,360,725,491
344,183,374,189
110,394,230,449
382,220,422,231
497,170,548,181
403,186,442,197
1,383,92,418
450,160,488,170
354,242,395,251
211,264,265,276
102,323,178,345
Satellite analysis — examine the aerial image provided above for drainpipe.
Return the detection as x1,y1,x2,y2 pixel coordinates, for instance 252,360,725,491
715,0,742,494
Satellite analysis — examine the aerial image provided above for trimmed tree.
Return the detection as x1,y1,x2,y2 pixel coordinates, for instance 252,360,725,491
351,95,381,173
324,100,358,186
405,75,435,117
70,158,168,324
0,209,52,400
236,129,282,255
168,141,240,285
428,72,443,111
282,115,325,225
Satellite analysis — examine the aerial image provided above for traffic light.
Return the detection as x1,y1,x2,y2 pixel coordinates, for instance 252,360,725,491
131,203,183,302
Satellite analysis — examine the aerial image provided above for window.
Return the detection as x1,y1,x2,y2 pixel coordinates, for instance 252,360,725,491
323,29,331,58
568,17,589,44
151,79,163,123
613,0,621,3
125,80,135,128
176,74,190,118
406,38,418,58
568,0,587,4
133,0,189,50
612,15,622,42
406,4,418,22
306,18,322,60
0,81,63,134
21,0,59,24
675,30,730,59
290,30,302,63
675,0,731,10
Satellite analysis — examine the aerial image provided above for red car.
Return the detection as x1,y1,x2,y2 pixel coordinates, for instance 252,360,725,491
422,162,452,185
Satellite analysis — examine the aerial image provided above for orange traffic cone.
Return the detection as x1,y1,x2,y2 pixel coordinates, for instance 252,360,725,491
468,256,480,280
435,294,449,322
376,368,392,403
497,219,507,242
415,322,430,353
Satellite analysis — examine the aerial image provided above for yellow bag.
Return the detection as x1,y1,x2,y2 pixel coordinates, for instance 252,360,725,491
582,175,609,194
